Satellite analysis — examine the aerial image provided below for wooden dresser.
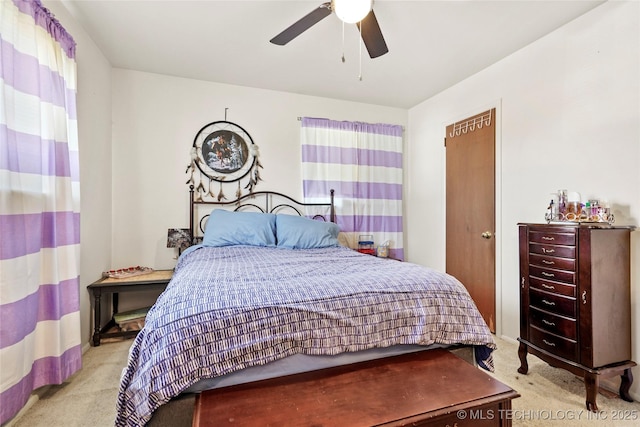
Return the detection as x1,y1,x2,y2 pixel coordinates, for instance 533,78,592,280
517,223,636,411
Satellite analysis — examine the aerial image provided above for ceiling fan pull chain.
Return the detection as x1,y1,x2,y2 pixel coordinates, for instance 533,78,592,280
358,19,363,80
341,21,346,63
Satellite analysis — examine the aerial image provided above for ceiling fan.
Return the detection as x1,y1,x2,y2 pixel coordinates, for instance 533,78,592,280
270,0,389,59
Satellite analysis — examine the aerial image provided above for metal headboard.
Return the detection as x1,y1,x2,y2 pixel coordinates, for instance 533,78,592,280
189,185,335,244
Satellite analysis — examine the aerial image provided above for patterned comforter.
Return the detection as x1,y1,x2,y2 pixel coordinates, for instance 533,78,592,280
115,245,496,426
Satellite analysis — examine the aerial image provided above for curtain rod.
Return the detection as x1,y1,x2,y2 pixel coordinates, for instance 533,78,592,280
297,117,404,130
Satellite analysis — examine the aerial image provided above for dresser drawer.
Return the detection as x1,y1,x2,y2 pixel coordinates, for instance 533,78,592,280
529,243,576,259
529,277,575,297
530,288,576,317
530,326,578,361
529,265,575,285
529,254,576,272
529,307,577,340
529,230,576,246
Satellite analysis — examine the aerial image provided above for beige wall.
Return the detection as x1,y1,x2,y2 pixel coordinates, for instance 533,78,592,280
406,0,639,398
110,70,408,310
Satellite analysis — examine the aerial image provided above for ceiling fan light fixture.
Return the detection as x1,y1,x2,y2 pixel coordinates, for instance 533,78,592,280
333,0,372,24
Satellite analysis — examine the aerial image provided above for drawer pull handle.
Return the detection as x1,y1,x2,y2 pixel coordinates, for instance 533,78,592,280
541,272,555,278
542,299,556,306
542,319,556,327
542,236,555,241
542,260,555,265
542,248,555,254
582,291,587,305
541,283,555,290
543,339,556,347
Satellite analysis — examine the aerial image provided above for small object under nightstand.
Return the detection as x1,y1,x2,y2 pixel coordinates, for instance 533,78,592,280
87,269,173,346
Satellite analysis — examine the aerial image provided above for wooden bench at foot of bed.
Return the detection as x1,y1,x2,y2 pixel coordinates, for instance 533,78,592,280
192,349,519,427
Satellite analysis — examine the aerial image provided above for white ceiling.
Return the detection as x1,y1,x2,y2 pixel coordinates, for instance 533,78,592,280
60,0,605,108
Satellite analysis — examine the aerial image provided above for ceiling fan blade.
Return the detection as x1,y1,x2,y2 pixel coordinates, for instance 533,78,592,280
270,2,332,46
356,9,388,58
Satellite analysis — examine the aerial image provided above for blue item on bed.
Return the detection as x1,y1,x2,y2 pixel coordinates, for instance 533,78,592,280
202,209,277,247
275,213,340,248
115,245,496,426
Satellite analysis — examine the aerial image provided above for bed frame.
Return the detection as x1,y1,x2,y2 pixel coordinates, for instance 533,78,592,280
188,184,336,245
145,185,483,425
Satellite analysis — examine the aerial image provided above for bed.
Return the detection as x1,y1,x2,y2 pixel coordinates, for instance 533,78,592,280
115,188,496,426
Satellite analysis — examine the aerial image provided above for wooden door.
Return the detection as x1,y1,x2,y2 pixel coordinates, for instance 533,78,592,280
445,109,496,332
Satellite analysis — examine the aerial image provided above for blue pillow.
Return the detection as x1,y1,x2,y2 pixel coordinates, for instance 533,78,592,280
202,209,277,247
276,215,340,249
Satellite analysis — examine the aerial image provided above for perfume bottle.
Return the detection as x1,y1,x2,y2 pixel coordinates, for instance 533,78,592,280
546,199,556,220
588,199,599,219
557,190,567,215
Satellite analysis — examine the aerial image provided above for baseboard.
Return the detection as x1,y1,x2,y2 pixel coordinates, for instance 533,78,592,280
2,387,50,427
497,334,519,345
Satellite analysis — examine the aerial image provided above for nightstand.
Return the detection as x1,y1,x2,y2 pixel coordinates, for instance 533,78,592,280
87,269,173,346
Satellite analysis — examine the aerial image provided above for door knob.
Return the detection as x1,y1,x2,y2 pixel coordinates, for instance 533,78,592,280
481,231,493,239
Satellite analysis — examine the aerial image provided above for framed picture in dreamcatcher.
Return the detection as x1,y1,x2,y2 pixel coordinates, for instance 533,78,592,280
187,120,262,200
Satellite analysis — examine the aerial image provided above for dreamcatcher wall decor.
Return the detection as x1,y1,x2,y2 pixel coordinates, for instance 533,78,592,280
186,120,262,201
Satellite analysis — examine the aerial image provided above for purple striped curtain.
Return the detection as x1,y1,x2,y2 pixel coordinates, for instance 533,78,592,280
301,117,404,260
0,1,82,423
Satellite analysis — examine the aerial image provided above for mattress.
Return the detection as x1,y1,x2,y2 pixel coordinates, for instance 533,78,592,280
183,343,461,393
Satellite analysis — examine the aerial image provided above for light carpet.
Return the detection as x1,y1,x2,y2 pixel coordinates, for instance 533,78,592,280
5,336,639,426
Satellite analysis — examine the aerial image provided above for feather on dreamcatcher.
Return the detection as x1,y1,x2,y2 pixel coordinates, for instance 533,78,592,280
186,120,262,201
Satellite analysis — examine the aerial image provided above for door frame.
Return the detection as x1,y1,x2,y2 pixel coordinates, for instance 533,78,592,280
443,99,503,337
